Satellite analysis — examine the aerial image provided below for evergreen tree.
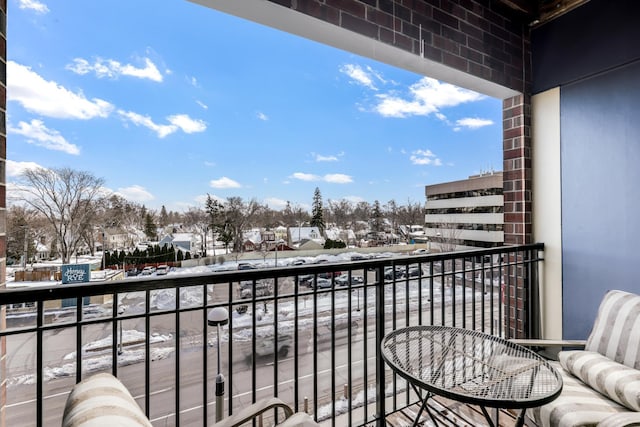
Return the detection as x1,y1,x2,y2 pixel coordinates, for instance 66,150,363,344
311,187,325,233
159,205,169,227
144,213,157,240
205,194,224,250
371,200,383,232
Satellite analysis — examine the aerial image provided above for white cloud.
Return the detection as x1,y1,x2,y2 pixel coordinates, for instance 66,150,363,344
18,0,49,13
66,57,163,82
187,76,199,87
324,173,353,184
118,110,206,138
410,149,443,166
118,110,175,138
290,172,352,184
116,185,155,202
196,100,208,110
257,112,269,121
340,64,384,90
6,160,45,177
312,151,344,162
264,197,288,210
374,77,484,118
454,117,494,130
8,119,80,155
210,177,242,189
291,172,319,182
8,61,114,119
167,114,206,134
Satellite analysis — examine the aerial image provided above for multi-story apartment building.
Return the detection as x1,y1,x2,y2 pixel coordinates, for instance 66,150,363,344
424,172,503,251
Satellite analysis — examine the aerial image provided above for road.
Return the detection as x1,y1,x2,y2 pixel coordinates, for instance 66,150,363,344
4,276,501,426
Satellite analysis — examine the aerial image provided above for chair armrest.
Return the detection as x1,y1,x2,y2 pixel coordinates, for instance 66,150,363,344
510,339,586,349
213,397,294,427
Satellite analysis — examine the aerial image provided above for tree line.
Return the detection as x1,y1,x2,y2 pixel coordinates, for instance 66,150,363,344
7,168,425,265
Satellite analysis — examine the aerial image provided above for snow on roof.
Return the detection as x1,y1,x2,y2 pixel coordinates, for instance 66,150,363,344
289,226,322,243
172,233,194,241
243,229,262,244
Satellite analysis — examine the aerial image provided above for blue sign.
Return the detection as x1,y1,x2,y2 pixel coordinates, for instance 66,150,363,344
61,264,91,284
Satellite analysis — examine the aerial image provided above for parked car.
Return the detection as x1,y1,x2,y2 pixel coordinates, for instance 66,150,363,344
335,275,364,286
239,280,273,298
407,265,423,277
126,268,140,277
313,278,333,289
156,265,169,275
298,274,315,288
237,263,258,270
384,267,405,280
141,266,155,275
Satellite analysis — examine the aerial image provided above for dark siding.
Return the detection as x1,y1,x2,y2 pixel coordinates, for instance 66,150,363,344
561,59,640,339
532,0,640,94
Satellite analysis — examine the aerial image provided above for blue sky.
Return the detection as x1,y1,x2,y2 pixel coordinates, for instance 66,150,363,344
8,0,502,213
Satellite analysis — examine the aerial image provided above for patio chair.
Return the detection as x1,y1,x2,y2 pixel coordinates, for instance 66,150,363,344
514,289,640,427
62,373,152,427
213,397,320,427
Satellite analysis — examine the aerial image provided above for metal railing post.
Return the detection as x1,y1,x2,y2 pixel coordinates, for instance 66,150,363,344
376,265,386,426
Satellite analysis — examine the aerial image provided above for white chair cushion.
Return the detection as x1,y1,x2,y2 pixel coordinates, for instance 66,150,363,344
62,373,152,427
597,412,640,427
532,362,630,427
560,350,640,411
585,290,640,369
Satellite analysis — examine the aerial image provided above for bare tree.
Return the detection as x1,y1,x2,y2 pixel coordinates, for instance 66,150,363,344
222,197,261,254
17,167,107,264
328,199,353,229
434,222,463,253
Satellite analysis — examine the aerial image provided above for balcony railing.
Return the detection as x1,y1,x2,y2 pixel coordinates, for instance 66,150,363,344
0,243,543,426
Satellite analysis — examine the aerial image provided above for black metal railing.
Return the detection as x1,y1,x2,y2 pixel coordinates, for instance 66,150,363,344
0,243,543,426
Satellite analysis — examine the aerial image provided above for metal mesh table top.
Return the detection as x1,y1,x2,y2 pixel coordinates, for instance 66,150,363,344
381,326,563,409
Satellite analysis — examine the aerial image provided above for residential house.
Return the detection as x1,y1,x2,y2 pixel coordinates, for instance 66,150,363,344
158,233,197,256
324,227,356,247
287,226,324,248
104,227,131,251
242,229,263,252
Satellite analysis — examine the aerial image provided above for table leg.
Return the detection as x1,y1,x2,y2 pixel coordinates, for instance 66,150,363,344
515,408,528,427
480,407,496,427
409,384,438,427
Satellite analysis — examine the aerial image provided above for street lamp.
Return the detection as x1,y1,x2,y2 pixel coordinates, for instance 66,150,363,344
208,307,229,422
20,225,28,270
274,239,285,267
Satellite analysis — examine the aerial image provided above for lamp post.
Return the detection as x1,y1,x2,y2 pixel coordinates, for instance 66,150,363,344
20,225,28,270
208,307,229,422
274,239,284,267
203,225,208,258
102,230,106,270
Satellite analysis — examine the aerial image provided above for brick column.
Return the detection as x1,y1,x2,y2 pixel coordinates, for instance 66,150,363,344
503,94,532,245
503,94,533,338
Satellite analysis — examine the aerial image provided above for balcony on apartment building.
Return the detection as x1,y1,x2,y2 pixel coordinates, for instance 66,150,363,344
0,244,543,426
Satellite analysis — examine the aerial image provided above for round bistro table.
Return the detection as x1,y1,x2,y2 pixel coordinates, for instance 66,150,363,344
381,325,563,427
